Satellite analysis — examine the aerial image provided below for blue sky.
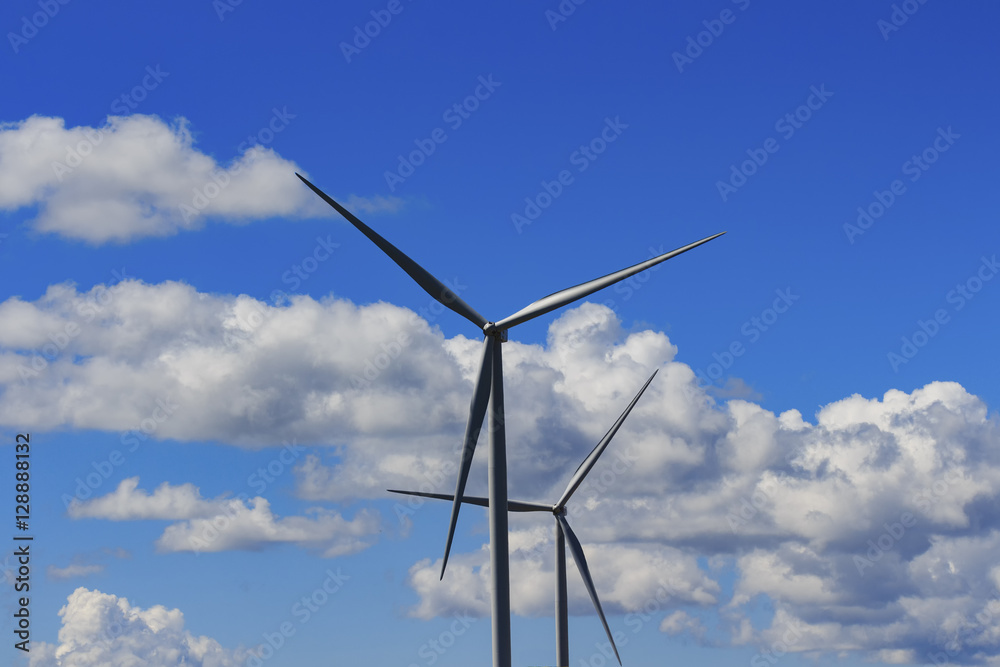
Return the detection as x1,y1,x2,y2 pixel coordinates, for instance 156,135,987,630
2,1,999,666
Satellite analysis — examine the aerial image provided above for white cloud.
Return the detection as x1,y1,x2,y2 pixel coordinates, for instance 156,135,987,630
0,115,401,243
156,497,380,557
47,564,104,580
67,477,219,520
660,610,706,638
29,587,250,667
406,531,718,620
44,548,130,581
3,280,1000,661
0,280,467,448
69,477,381,557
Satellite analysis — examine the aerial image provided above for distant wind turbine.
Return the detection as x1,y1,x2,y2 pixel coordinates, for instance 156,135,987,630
296,172,723,667
390,369,657,667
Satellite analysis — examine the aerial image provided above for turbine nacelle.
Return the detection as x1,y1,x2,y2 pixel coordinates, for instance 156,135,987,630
482,322,508,342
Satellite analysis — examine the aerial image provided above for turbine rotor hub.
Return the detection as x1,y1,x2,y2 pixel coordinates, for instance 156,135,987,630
482,323,507,342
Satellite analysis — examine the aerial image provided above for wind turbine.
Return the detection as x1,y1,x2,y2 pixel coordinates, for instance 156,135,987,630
295,172,723,667
389,369,658,667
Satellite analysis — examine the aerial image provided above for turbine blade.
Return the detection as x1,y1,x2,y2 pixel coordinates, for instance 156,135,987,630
506,500,553,513
556,514,621,666
388,489,488,508
555,369,657,509
493,232,725,332
386,490,550,513
441,336,494,578
296,173,489,330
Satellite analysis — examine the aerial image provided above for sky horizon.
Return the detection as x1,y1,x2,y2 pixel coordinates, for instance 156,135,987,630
2,1,1000,666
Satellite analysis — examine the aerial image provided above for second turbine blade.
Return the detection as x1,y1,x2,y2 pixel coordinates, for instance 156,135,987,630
441,335,494,579
556,514,622,666
493,232,725,332
555,369,657,510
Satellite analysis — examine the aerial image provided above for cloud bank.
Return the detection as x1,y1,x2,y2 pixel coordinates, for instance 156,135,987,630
69,477,381,557
2,280,1000,662
0,115,401,243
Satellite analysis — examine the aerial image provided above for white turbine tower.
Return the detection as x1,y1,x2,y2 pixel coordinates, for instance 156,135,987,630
296,173,723,667
389,369,658,667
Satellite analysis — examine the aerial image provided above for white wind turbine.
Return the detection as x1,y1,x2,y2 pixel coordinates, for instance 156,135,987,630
389,369,658,667
295,173,723,667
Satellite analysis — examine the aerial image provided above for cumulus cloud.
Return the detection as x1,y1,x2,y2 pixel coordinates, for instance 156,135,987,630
30,587,250,666
3,280,1000,661
660,610,706,638
67,477,219,520
406,531,719,620
156,497,380,557
0,279,468,448
69,477,381,557
0,115,401,243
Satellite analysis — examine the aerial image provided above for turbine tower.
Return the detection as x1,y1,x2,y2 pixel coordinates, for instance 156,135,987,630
389,369,658,667
296,173,723,667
